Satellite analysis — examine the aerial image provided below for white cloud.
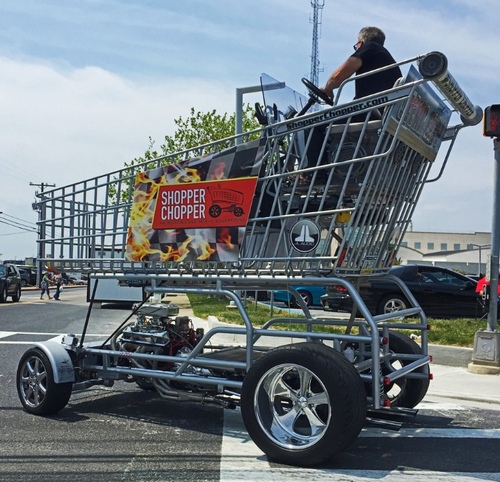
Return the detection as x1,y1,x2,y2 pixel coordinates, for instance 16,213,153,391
0,56,238,259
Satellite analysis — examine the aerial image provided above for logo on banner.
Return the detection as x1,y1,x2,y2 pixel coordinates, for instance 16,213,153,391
152,178,258,230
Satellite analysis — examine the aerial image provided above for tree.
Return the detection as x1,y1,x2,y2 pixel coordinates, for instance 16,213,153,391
110,104,261,204
128,104,259,170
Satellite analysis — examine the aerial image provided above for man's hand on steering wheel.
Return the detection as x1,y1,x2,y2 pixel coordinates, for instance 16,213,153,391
301,78,334,106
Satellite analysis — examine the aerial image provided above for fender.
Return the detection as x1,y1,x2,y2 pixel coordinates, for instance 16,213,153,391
33,338,75,384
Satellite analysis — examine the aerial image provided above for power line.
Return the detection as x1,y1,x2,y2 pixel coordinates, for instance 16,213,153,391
0,218,37,233
0,155,45,184
1,212,37,227
0,212,38,234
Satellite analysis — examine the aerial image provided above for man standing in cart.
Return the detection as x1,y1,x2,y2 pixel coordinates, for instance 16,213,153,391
321,26,402,104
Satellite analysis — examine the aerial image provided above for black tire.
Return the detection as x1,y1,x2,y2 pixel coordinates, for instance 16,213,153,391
241,342,366,467
135,377,155,390
377,293,408,314
12,286,21,302
233,206,244,217
0,285,7,303
381,331,430,408
20,279,27,287
290,290,312,308
209,205,221,217
17,347,73,415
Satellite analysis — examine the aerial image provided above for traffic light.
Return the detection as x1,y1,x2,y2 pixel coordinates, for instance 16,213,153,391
483,105,500,137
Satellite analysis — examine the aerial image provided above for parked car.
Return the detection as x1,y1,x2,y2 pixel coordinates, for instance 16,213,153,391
269,285,327,308
321,264,483,318
0,263,22,302
18,269,30,287
68,275,87,285
18,267,37,286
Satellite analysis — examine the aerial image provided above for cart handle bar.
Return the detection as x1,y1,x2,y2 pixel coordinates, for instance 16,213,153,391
418,51,482,126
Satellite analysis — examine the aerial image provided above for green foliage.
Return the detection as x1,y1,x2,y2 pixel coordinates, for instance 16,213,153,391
109,105,260,205
127,104,259,171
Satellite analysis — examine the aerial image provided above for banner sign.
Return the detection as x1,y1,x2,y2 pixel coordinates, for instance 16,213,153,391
152,178,258,230
126,138,266,263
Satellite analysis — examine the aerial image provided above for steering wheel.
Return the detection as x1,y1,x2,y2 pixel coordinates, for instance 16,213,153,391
301,78,333,106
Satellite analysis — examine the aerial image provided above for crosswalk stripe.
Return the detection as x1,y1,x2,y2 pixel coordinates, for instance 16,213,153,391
220,409,500,481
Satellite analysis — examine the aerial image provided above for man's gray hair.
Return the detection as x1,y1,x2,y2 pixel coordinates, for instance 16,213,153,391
358,27,386,45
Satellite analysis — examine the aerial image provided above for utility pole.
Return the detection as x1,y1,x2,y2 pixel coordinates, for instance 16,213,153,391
30,181,55,286
309,0,325,87
29,181,55,193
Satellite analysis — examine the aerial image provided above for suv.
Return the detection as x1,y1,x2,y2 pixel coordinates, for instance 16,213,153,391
0,263,22,302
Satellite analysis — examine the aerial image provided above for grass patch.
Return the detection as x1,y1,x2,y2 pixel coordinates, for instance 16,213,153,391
425,318,485,347
188,294,486,348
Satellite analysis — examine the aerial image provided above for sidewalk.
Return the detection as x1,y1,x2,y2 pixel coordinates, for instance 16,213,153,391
426,363,500,407
167,293,500,408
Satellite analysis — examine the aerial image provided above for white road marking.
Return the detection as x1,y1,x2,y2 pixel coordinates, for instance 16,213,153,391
220,409,271,482
0,331,111,344
220,408,500,482
360,427,500,438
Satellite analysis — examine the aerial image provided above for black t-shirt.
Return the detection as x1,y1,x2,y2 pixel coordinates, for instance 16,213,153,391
351,41,402,99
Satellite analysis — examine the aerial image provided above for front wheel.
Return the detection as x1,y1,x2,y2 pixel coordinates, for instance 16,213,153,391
17,347,73,415
241,343,366,467
0,285,7,303
12,286,21,302
290,290,312,308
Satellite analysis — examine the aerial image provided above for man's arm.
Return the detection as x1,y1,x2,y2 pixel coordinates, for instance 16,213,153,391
322,56,362,97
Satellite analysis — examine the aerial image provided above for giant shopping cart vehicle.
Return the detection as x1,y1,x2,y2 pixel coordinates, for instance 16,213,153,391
18,52,482,466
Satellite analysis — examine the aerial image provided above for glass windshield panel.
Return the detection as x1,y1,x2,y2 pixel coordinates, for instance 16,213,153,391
260,74,309,124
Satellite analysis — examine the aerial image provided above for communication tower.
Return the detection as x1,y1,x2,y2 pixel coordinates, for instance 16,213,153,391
309,0,325,86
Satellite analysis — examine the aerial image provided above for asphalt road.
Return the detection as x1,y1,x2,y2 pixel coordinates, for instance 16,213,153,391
1,289,500,481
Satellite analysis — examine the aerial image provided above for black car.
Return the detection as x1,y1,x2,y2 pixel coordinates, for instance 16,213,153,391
18,269,31,287
18,267,37,286
321,264,483,318
0,263,22,302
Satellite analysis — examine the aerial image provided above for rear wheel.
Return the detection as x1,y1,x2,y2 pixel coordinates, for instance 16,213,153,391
378,294,408,314
241,343,366,467
209,205,221,217
17,347,73,415
382,331,430,408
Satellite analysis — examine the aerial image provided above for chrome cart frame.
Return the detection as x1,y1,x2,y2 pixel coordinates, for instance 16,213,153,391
18,51,481,467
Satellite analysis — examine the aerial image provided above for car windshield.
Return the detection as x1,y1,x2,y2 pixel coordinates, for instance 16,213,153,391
0,266,5,276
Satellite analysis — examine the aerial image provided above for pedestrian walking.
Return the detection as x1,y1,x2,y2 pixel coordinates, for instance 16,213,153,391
40,272,53,300
53,272,64,300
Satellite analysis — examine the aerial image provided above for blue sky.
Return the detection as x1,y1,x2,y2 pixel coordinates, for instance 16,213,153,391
0,0,498,260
